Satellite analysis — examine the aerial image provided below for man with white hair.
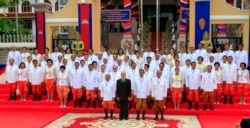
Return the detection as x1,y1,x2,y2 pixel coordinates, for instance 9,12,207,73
117,59,125,72
101,73,115,120
206,55,215,69
5,58,19,100
116,72,131,120
7,46,21,65
97,65,108,108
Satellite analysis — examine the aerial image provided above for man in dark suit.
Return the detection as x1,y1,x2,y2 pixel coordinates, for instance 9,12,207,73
116,72,131,120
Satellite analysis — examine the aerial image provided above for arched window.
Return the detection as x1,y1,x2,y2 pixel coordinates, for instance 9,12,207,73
22,1,31,12
55,0,68,11
55,1,59,11
8,6,18,13
45,0,52,11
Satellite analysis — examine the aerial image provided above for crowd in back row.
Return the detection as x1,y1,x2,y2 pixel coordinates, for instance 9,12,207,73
4,43,249,113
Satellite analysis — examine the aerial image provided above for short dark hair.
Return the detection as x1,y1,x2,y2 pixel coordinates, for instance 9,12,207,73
214,62,220,66
60,65,66,70
47,59,53,64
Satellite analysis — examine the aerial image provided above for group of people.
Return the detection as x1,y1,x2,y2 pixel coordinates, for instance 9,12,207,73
4,42,249,120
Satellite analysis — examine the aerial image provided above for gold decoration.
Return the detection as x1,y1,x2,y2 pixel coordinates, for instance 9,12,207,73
200,31,213,50
199,18,206,30
71,33,84,54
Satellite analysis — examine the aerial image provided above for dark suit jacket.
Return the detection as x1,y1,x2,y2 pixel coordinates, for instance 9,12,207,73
116,78,131,100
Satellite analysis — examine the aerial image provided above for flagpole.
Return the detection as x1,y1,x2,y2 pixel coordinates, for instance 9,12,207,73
140,0,144,49
156,0,159,50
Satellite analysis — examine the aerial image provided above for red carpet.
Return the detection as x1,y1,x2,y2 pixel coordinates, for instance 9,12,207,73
150,32,162,52
0,84,249,128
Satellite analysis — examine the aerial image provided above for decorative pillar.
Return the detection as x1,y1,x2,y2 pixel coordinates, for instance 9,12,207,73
195,0,210,49
78,4,93,50
121,0,134,52
30,2,52,54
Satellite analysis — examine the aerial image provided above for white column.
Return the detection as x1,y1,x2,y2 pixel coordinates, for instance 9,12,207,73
18,3,22,13
32,19,36,36
132,17,138,34
233,0,237,8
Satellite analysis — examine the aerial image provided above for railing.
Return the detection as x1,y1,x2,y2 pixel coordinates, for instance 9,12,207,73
0,34,36,48
212,37,242,52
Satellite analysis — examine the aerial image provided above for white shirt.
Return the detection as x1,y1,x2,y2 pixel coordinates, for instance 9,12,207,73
45,66,56,79
223,50,235,63
151,76,169,100
5,65,19,83
134,76,150,98
171,74,184,88
201,72,217,92
143,52,155,63
222,63,237,84
237,69,249,83
29,67,44,85
187,52,198,62
7,51,21,65
98,71,108,88
100,80,115,101
69,68,84,89
51,52,62,63
18,68,28,81
110,71,121,83
25,61,34,71
214,52,224,63
235,50,248,68
84,70,98,90
195,49,206,60
88,54,98,62
21,52,30,63
32,54,42,64
57,71,70,86
178,53,187,66
186,69,201,90
214,69,223,84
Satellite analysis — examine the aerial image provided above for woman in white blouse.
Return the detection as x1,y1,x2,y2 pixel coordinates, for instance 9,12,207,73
237,62,249,105
57,66,70,108
117,48,125,61
17,62,28,101
64,48,72,62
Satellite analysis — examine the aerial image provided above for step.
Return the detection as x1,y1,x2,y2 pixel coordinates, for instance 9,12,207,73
0,105,250,116
0,100,250,110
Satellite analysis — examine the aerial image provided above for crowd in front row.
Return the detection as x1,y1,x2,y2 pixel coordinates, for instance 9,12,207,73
4,43,249,120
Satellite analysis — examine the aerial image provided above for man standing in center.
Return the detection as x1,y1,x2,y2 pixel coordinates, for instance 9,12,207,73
152,70,169,120
116,72,131,120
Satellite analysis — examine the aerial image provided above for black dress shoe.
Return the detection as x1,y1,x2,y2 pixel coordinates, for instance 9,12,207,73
136,116,140,120
104,116,108,120
125,117,128,120
142,116,146,120
161,116,165,120
153,116,158,120
119,117,124,120
203,105,207,110
210,105,214,111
